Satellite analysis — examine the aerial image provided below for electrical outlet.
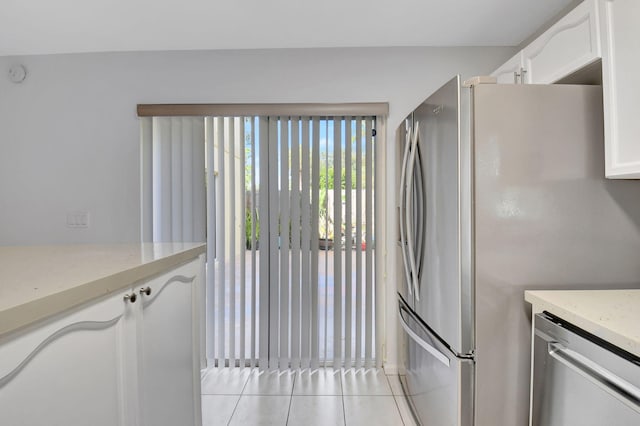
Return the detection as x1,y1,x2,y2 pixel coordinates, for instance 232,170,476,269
67,211,89,228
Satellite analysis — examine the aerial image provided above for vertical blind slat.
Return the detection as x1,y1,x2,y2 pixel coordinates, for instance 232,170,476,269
239,118,247,366
250,118,258,368
268,116,280,370
154,118,172,241
365,118,373,366
279,118,290,369
290,117,301,370
140,117,153,243
205,117,216,362
170,118,183,242
258,116,270,370
231,117,238,367
354,117,363,369
300,118,311,369
322,119,329,366
374,116,384,369
216,117,226,363
193,119,206,243
310,117,320,369
333,118,342,366
344,117,353,369
182,119,194,241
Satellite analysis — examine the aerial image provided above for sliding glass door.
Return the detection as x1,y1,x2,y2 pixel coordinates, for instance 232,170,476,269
141,113,378,370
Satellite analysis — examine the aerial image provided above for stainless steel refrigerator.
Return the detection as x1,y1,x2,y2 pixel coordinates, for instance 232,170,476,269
396,76,640,426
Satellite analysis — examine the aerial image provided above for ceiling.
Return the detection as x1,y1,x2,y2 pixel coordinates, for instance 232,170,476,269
1,0,575,56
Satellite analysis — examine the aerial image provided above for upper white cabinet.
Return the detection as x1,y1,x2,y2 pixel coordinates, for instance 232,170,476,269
491,0,601,85
522,0,601,84
599,0,640,178
491,0,640,178
491,52,524,84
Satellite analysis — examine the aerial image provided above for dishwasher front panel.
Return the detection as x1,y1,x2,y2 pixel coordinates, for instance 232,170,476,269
532,313,640,426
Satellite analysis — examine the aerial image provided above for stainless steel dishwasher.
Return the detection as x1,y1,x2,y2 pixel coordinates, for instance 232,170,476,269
531,312,640,426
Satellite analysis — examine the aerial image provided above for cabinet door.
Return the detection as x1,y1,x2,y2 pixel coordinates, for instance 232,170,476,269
137,259,202,426
491,51,524,84
600,0,640,178
0,290,136,426
522,0,601,84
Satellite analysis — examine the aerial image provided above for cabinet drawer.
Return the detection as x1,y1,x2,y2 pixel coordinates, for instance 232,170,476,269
523,0,601,84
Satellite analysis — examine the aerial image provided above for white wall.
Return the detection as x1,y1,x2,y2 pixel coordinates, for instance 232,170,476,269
0,46,514,370
0,46,513,245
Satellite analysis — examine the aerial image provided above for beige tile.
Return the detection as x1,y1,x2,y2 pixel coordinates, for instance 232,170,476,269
293,369,342,395
243,369,296,395
343,396,404,426
288,396,345,426
201,395,240,426
341,369,392,396
229,395,291,426
201,367,251,395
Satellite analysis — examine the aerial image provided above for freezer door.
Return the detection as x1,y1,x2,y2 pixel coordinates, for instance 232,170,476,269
399,300,474,426
412,75,474,355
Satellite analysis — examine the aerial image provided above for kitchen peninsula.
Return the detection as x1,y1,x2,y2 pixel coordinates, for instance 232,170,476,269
0,243,206,426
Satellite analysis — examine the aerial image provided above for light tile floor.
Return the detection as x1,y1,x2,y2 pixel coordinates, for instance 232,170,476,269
201,368,416,426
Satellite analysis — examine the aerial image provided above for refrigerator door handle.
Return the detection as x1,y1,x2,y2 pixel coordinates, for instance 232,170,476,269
548,342,640,412
399,304,450,367
413,148,425,279
406,121,421,300
399,123,412,296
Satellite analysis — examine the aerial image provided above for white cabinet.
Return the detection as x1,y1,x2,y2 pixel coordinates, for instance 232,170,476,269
137,262,203,426
522,0,601,84
491,51,525,84
599,0,640,178
0,289,133,426
491,0,601,85
0,255,204,426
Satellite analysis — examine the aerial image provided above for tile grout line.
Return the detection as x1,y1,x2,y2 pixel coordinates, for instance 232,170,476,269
226,367,252,426
285,370,297,426
340,368,347,426
386,374,406,426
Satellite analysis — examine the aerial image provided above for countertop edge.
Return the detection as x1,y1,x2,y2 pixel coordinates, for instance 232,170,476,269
524,290,640,358
0,244,206,339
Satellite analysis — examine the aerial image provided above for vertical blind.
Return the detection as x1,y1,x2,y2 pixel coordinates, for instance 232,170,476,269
140,117,206,243
141,113,379,370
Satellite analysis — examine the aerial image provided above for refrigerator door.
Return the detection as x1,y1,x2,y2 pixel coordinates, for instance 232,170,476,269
412,75,474,355
399,299,474,426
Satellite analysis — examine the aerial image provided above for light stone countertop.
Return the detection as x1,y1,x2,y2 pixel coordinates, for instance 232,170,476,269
0,243,206,338
525,289,640,357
